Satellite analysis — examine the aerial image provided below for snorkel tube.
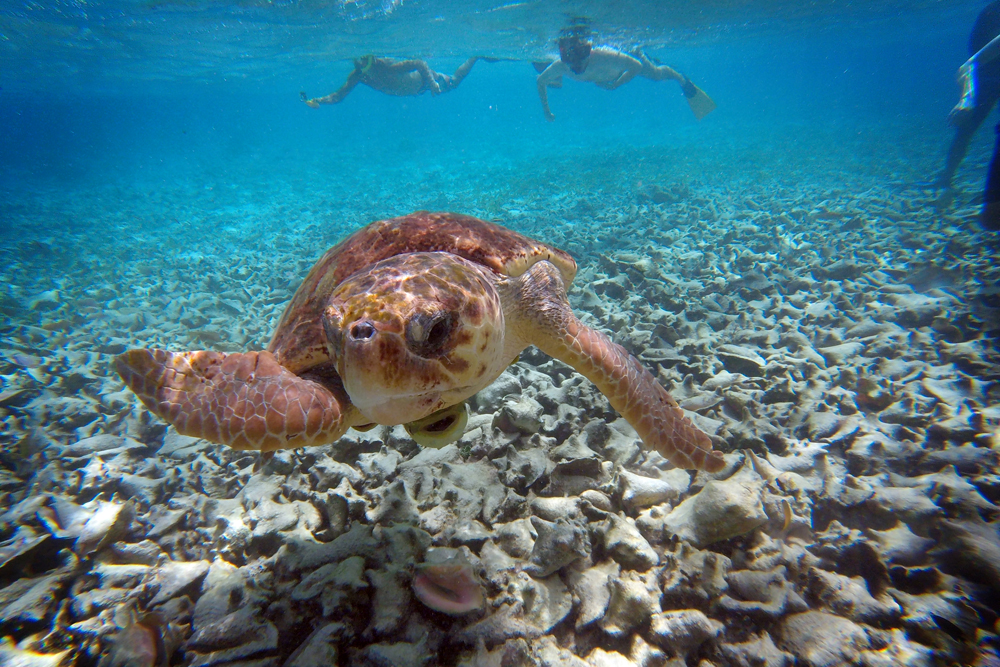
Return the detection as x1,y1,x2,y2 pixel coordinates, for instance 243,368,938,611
356,54,376,75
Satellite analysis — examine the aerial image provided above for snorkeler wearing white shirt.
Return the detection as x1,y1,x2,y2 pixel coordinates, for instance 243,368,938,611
534,34,716,122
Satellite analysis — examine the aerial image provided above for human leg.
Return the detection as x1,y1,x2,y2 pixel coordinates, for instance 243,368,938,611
982,123,1000,231
936,91,995,188
634,51,682,82
436,57,479,93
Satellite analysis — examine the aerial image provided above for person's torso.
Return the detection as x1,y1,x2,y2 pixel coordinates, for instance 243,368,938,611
564,48,635,83
364,65,427,96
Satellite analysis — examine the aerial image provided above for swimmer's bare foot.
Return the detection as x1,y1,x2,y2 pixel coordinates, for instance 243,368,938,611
300,91,320,109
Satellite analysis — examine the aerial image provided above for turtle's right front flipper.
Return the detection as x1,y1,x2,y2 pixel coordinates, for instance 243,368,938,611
505,262,726,473
115,349,359,451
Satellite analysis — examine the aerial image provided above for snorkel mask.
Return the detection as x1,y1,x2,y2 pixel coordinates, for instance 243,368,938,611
558,36,592,75
355,54,376,74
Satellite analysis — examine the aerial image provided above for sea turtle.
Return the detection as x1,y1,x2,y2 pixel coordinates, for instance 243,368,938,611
115,211,725,472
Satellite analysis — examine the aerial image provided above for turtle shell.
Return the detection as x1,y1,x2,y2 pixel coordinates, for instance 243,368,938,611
268,211,577,373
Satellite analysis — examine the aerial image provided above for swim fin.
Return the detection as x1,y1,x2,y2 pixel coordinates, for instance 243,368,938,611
680,76,716,120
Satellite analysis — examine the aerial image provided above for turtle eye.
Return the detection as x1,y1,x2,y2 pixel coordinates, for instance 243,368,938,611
406,311,457,357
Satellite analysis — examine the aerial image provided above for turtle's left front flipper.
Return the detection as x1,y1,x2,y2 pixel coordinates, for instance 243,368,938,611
505,262,726,473
115,349,359,451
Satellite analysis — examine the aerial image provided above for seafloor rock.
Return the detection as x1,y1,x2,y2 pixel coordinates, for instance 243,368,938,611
76,500,136,556
718,632,793,667
454,602,542,646
184,607,279,667
717,566,809,620
494,395,545,435
534,635,589,667
497,444,551,493
662,461,767,547
192,559,265,631
493,518,535,559
647,609,722,654
284,622,344,667
365,566,411,637
600,570,661,637
291,555,367,617
352,637,432,667
890,466,999,517
530,496,584,522
618,468,688,511
598,513,659,571
567,559,619,629
149,560,210,606
0,639,70,667
936,517,1000,593
806,567,901,624
525,516,590,577
511,571,572,633
777,611,870,667
583,647,636,667
716,344,767,376
0,571,73,624
867,484,941,524
865,522,935,566
661,542,732,608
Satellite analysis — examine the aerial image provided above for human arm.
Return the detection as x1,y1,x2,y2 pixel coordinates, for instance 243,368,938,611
951,33,1000,122
536,61,566,121
300,70,361,107
598,51,642,90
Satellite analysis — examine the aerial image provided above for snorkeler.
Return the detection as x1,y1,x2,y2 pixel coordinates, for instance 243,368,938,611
935,0,1000,230
534,34,716,122
301,55,481,107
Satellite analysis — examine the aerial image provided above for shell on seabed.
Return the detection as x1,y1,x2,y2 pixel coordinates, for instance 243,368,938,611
412,547,484,616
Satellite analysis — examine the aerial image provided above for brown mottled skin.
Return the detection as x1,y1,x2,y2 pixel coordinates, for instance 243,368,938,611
115,211,724,472
269,211,577,374
115,348,356,451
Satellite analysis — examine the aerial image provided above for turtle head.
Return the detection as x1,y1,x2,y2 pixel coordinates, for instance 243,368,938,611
323,252,506,426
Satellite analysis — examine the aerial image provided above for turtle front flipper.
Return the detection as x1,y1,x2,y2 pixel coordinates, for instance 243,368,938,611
115,349,359,452
506,262,726,473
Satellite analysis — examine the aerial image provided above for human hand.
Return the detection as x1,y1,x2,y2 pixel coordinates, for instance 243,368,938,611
429,80,442,95
545,110,555,122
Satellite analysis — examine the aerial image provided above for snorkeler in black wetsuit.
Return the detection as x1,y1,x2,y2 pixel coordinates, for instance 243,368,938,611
937,1,1000,230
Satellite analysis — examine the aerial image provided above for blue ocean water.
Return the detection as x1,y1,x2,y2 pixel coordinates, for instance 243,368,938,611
2,1,1000,665
0,0,981,200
